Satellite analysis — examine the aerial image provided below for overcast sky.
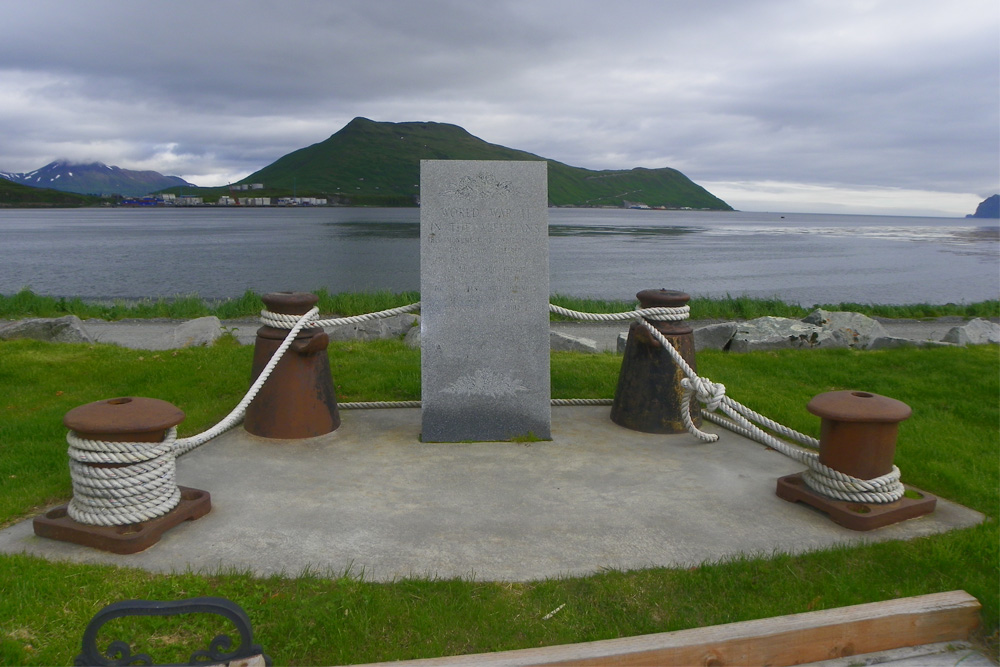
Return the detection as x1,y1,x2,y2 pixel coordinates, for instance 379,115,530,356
1,0,997,216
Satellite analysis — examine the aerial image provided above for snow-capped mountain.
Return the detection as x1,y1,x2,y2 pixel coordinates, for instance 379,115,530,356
0,161,194,197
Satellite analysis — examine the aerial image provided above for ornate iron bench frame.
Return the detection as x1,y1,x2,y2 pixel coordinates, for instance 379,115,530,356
75,596,270,666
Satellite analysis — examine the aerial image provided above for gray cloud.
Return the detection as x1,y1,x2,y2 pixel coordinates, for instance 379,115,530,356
0,0,996,214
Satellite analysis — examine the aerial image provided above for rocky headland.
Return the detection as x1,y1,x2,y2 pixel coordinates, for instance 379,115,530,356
967,194,1000,219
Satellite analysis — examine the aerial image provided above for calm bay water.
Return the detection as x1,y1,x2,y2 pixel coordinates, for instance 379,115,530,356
0,207,996,305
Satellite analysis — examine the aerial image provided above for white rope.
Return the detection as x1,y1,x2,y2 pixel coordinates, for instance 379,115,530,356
66,298,902,528
260,302,422,330
173,306,320,456
265,302,684,328
636,318,905,504
253,299,904,503
61,308,323,526
339,399,615,409
66,427,181,526
549,303,689,322
174,303,421,456
551,398,614,406
339,400,422,410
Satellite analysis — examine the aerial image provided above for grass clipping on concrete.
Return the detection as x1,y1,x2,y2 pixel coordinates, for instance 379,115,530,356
0,338,997,665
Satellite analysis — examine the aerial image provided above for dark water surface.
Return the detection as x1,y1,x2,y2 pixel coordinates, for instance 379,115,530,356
0,207,996,304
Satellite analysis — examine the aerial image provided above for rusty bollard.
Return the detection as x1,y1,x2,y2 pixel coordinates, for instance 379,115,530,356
776,390,936,530
244,292,340,439
611,289,700,433
810,390,911,481
33,397,211,554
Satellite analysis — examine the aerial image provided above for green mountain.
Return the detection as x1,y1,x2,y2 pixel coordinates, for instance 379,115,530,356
0,179,102,207
236,117,732,209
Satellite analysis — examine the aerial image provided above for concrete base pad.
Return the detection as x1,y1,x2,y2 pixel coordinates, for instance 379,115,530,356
0,407,984,581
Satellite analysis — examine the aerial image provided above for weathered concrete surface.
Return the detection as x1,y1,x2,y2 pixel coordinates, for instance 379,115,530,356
0,406,982,582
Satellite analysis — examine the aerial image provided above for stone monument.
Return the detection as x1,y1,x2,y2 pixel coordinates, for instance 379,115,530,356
420,160,551,442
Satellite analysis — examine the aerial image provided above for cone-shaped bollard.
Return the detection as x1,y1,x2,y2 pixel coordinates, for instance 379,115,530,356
776,390,936,530
611,289,700,433
244,292,340,439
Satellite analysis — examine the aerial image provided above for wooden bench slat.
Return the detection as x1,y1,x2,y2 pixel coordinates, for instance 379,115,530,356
345,590,980,667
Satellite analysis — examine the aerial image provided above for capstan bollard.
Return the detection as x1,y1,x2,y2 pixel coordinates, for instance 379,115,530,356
776,390,936,531
810,390,910,481
244,291,340,439
611,289,700,433
32,397,211,554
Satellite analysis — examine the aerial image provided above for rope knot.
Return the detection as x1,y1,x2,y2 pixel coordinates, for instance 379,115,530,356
682,377,726,412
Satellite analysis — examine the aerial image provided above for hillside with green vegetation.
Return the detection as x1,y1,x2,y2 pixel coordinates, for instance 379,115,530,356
0,179,103,207
221,117,731,209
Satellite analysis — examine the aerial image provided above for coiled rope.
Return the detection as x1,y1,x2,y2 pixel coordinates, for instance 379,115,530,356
64,306,323,525
66,427,182,526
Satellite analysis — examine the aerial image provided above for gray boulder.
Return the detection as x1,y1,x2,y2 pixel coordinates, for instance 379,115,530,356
404,323,421,349
943,318,1000,345
867,336,917,350
616,332,629,354
867,336,950,350
695,322,738,351
171,316,222,347
550,330,599,353
327,313,419,342
0,315,93,343
729,317,833,353
802,309,888,349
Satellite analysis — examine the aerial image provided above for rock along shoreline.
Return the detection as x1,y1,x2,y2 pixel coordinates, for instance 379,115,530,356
1,310,997,353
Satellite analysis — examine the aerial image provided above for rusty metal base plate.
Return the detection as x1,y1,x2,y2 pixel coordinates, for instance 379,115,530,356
776,473,936,531
32,487,211,554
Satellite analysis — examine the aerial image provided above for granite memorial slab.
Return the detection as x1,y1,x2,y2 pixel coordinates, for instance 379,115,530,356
420,160,551,442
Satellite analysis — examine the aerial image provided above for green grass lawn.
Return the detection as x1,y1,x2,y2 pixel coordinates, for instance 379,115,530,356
0,337,997,665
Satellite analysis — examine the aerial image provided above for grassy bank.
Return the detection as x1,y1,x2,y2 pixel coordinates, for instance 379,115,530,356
0,336,996,664
2,288,998,322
